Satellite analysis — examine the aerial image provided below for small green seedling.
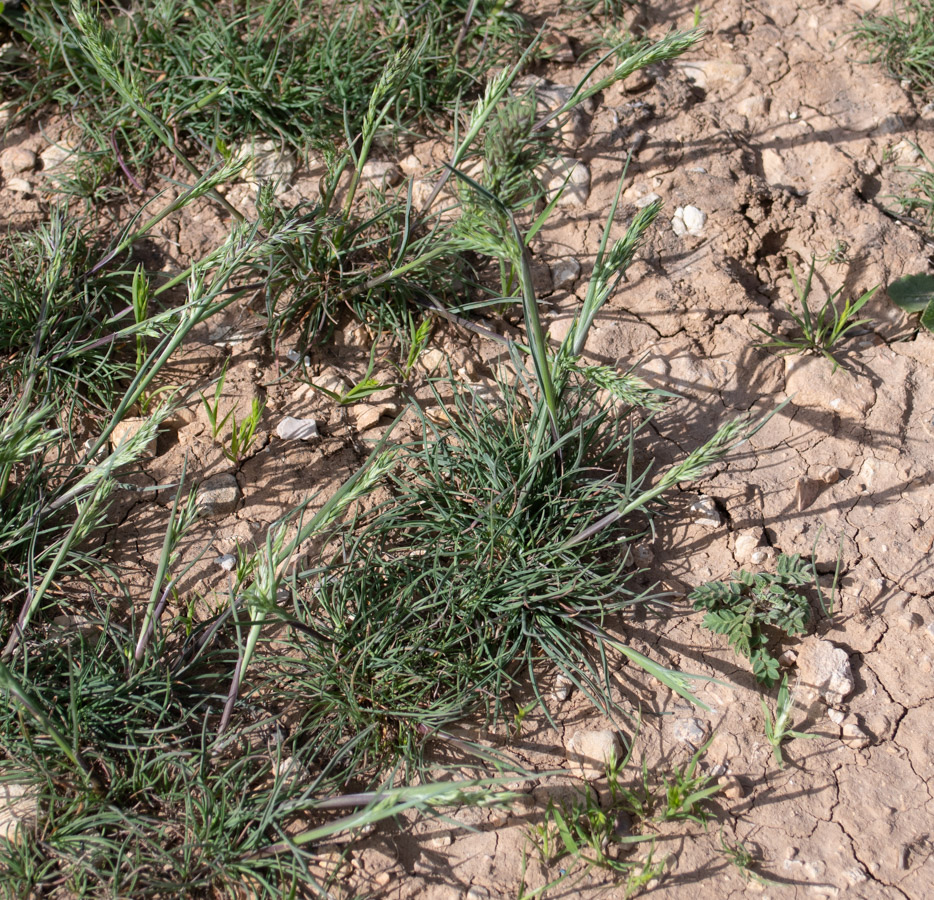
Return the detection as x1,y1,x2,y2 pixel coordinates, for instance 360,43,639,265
888,272,934,333
201,359,235,440
719,830,779,886
754,256,876,372
224,395,266,463
761,674,816,767
658,735,721,823
690,553,813,686
200,360,266,461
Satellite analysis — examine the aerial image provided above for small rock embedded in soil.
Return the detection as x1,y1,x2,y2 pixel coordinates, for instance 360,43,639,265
736,94,770,118
233,139,297,187
275,417,319,441
671,204,706,237
216,554,237,572
361,160,402,188
796,638,854,707
734,529,764,563
717,774,744,800
551,673,573,702
538,157,590,206
784,356,875,419
110,417,158,458
812,465,841,485
635,191,661,208
674,59,750,91
842,721,870,749
197,474,241,518
0,147,36,176
40,142,76,172
672,717,708,747
566,729,622,780
354,402,399,432
551,257,580,289
795,476,823,512
897,611,923,633
690,495,723,527
5,178,32,194
0,784,36,842
750,547,774,565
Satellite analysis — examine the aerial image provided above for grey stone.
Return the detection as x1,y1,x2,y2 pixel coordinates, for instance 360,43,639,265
551,257,580,290
672,717,708,747
197,474,241,517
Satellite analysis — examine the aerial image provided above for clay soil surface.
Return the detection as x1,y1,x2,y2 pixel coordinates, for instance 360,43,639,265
3,0,934,897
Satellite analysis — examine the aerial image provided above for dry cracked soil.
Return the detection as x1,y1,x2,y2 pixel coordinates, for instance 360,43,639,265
2,0,934,897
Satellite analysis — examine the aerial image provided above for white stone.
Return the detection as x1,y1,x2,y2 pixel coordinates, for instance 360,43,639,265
276,417,320,441
0,784,35,842
197,474,241,517
797,639,854,707
566,729,622,780
216,553,237,572
635,191,661,208
361,161,402,188
734,529,764,562
552,674,573,702
551,257,581,289
40,142,76,171
673,204,707,236
0,147,36,175
5,178,32,193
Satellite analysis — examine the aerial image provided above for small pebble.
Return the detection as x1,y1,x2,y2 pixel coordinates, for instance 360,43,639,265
566,729,622,780
276,417,320,441
551,257,580,289
672,717,708,747
690,495,723,527
216,554,237,572
717,774,744,800
671,204,706,237
635,191,661,209
898,612,923,633
842,723,870,749
361,160,402,188
197,474,241,518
